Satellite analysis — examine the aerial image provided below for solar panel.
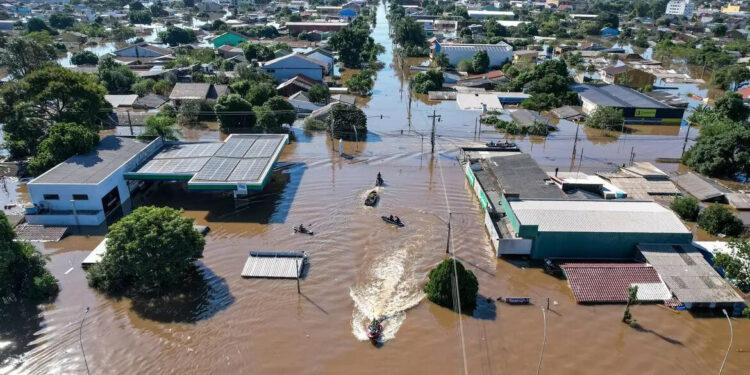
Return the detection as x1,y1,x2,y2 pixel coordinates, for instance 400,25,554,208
193,157,239,181
137,157,210,174
228,158,270,182
154,143,221,159
215,137,256,158
244,137,281,158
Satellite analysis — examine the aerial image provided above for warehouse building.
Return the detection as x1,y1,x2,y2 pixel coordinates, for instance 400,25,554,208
571,84,686,125
26,134,288,227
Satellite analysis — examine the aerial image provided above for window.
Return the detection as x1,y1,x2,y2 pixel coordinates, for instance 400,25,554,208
72,194,89,200
43,194,59,200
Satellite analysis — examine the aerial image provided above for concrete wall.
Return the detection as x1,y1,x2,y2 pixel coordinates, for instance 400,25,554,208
529,231,694,260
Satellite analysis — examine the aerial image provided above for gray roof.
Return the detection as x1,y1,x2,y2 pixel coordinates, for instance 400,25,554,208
170,83,210,100
571,84,672,109
483,153,567,199
509,200,692,234
30,136,153,184
637,243,744,304
134,94,168,109
551,105,585,120
726,193,750,210
510,109,548,126
671,172,728,201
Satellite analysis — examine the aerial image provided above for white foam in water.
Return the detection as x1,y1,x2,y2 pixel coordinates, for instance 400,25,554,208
350,240,425,342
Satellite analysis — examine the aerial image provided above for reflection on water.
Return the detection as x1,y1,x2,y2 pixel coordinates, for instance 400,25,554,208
0,302,43,372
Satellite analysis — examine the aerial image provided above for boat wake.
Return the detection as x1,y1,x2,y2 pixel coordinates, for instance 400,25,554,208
350,240,424,342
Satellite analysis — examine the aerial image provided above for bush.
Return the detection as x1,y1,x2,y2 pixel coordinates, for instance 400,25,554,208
327,104,367,139
345,70,374,96
86,206,204,296
71,50,99,65
131,78,155,96
697,205,744,236
712,240,750,292
307,84,330,104
410,69,443,94
304,116,327,131
670,196,700,221
424,258,478,313
457,58,473,73
585,106,624,130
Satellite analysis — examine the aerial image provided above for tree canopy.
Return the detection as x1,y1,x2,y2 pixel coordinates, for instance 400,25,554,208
327,104,367,139
141,113,180,141
345,70,374,96
87,206,205,296
697,204,744,237
712,240,750,293
0,212,59,302
411,69,444,94
307,84,330,104
682,120,750,179
328,26,382,68
585,106,624,130
71,50,99,66
49,13,75,29
0,36,57,78
714,92,750,122
242,43,275,62
423,258,478,313
159,26,197,46
264,96,296,127
214,93,255,132
0,65,109,158
98,55,138,94
28,122,100,176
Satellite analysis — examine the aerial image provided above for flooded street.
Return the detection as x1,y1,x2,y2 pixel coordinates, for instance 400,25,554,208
3,3,750,374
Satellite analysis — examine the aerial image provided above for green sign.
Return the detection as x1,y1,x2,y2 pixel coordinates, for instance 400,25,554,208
465,165,475,187
635,108,656,117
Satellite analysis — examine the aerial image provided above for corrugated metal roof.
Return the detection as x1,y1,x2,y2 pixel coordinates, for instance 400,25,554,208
241,252,306,278
456,93,502,110
561,263,663,303
631,282,672,301
637,243,744,304
509,200,690,233
571,83,671,109
671,172,728,201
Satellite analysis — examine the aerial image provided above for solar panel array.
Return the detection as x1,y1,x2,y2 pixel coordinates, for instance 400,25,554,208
130,135,286,184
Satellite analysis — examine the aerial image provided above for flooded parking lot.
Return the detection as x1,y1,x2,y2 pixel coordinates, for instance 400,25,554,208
2,3,749,375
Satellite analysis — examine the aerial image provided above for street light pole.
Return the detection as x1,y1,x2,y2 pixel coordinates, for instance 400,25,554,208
719,309,733,375
536,307,547,375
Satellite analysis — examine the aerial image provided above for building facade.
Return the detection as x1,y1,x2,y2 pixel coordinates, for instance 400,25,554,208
665,0,694,18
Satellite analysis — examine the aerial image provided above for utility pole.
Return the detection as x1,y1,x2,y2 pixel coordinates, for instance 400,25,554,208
428,110,441,153
445,212,452,254
127,110,134,136
681,124,692,157
572,122,580,157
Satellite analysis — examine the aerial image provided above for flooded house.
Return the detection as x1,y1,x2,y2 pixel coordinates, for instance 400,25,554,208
571,83,686,125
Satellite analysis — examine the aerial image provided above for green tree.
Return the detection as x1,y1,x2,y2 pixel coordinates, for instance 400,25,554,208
622,285,638,325
670,196,700,221
0,212,59,302
698,205,744,236
0,36,57,78
49,13,75,29
159,26,197,46
714,92,750,122
307,83,330,104
141,114,180,140
27,18,53,33
245,82,277,106
214,94,254,131
682,121,750,178
71,50,99,66
345,70,374,96
585,106,624,130
304,116,327,131
435,51,450,68
472,50,490,74
327,103,367,139
712,23,727,37
0,65,109,158
328,26,379,68
393,17,427,49
28,122,99,176
177,100,201,126
153,79,173,96
711,65,750,90
150,2,168,17
131,78,155,96
253,105,279,132
712,240,750,292
242,43,275,62
424,258,479,313
264,96,296,126
129,10,153,25
410,69,444,94
86,206,204,296
98,56,138,94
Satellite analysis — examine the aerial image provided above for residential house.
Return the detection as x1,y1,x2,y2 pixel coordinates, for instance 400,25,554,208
196,0,224,13
218,44,244,59
339,8,357,20
285,21,348,34
133,94,168,110
721,4,742,14
467,10,516,19
169,83,228,106
736,86,750,103
600,27,620,36
276,74,322,97
213,31,249,47
112,43,174,66
261,53,327,82
513,50,539,65
600,66,655,90
104,95,138,109
304,48,335,75
456,70,506,89
431,41,514,67
665,0,694,18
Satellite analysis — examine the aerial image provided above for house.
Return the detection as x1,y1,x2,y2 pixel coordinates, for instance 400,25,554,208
665,0,694,18
218,44,244,59
721,4,742,14
276,74,322,97
456,70,506,89
578,42,605,51
599,66,655,90
572,83,686,125
467,10,516,19
285,21,348,35
303,48,335,75
213,31,249,48
112,43,173,65
736,86,750,102
339,8,357,20
196,0,224,12
0,20,15,33
169,83,228,106
513,50,539,65
133,94,168,110
261,53,327,82
600,27,620,36
431,41,513,67
105,95,138,108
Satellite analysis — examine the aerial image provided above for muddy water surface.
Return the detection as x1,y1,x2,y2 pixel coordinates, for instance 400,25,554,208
2,3,750,375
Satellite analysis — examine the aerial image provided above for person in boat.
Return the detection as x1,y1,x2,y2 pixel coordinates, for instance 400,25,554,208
298,224,306,233
377,172,382,180
369,319,379,330
389,215,394,221
395,216,401,224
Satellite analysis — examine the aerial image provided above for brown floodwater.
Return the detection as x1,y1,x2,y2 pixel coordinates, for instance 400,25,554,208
2,4,750,374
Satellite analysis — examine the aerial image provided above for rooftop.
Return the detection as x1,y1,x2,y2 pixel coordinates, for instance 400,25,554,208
671,172,729,201
637,243,745,304
30,136,155,185
482,153,567,199
508,199,691,233
571,84,672,109
561,263,668,303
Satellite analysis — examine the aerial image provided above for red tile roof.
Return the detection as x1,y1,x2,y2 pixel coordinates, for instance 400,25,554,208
561,263,662,303
736,86,750,99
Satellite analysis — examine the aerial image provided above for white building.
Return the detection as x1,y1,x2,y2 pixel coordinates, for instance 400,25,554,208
431,41,514,68
665,0,694,18
468,10,516,19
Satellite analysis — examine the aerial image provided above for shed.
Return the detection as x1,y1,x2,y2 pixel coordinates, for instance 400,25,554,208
456,93,502,111
671,172,728,202
105,94,138,108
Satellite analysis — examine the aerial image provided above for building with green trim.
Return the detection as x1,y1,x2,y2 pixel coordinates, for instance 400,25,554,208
213,31,249,48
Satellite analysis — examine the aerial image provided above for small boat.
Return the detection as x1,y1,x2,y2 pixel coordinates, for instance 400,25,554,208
497,297,531,305
293,226,314,236
364,190,378,206
375,176,384,186
366,320,383,343
486,141,518,149
381,216,404,227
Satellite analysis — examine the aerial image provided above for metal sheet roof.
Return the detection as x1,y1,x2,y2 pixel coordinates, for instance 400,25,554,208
509,200,691,233
241,252,306,278
637,243,744,304
571,83,672,109
456,93,503,110
671,172,728,201
632,282,672,301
